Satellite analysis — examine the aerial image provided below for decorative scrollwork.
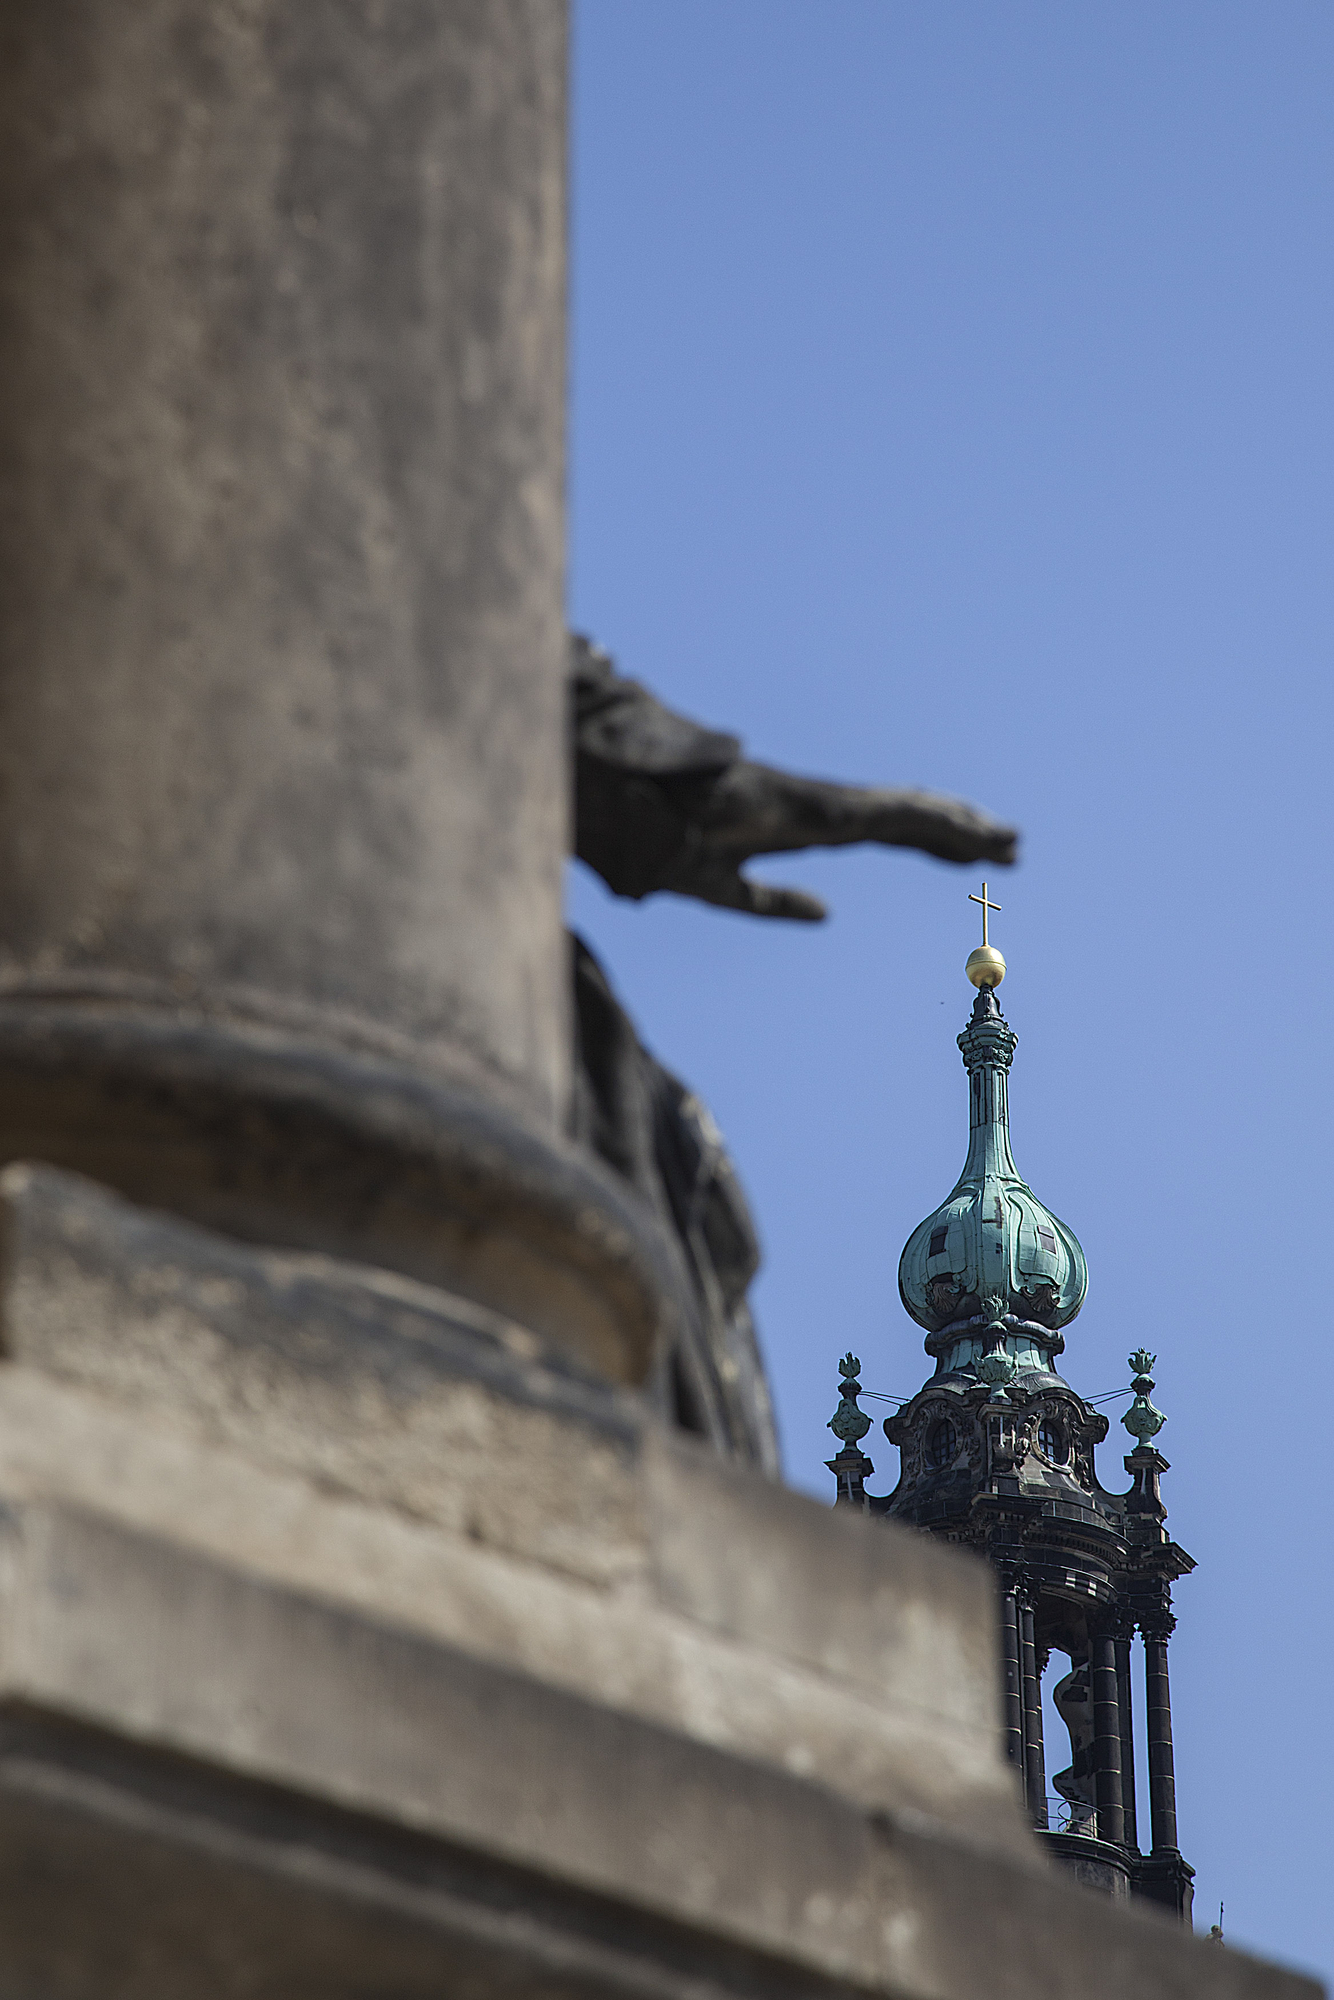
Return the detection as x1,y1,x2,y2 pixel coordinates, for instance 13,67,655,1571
925,1275,974,1323
1016,1280,1061,1325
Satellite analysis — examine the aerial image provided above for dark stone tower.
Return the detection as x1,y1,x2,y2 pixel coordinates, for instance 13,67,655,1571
827,909,1196,1917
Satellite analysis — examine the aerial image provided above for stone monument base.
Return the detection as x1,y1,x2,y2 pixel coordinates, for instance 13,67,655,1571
0,1163,1311,2000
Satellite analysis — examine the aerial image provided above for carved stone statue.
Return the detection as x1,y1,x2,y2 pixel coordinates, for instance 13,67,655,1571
568,634,1017,1466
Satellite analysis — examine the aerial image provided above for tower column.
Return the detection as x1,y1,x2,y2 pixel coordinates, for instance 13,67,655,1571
1020,1598,1047,1828
1115,1627,1138,1851
1143,1622,1179,1852
1090,1628,1125,1845
999,1585,1025,1780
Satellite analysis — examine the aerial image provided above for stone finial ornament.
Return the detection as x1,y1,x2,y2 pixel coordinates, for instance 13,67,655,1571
975,1345,1018,1391
827,1353,872,1445
1122,1349,1167,1444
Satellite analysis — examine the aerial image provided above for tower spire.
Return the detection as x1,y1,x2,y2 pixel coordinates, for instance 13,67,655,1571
898,914,1086,1376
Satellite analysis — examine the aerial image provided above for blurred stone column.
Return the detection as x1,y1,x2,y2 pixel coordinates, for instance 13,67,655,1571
0,0,680,1382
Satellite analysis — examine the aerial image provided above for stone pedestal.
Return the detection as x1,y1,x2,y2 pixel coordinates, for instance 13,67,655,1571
0,1162,1313,2000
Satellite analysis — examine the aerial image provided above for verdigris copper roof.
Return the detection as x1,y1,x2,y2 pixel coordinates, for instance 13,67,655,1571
898,982,1087,1354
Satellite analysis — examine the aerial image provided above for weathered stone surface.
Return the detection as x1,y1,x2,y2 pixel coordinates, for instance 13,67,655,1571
0,1161,1317,1999
0,1164,1022,1850
0,1007,695,1384
0,1155,663,1501
0,0,600,1352
0,1504,1311,2000
0,0,568,1123
647,1440,995,1728
0,1156,651,1585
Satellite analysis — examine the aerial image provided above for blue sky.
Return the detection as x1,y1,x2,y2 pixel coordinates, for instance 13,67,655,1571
567,4,1333,1979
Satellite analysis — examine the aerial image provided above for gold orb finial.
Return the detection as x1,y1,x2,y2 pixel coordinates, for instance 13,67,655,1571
966,943,1006,989
966,882,1005,987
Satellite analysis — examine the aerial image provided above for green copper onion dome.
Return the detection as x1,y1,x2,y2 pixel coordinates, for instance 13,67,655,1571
898,974,1087,1368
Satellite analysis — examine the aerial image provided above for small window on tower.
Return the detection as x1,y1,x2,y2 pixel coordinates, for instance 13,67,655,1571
928,1418,957,1469
1038,1417,1068,1464
928,1227,949,1258
1037,1225,1057,1256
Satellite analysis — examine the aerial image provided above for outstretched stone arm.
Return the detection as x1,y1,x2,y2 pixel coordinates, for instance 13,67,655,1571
571,634,1017,922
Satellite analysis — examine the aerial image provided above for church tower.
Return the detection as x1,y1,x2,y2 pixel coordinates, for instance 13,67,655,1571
827,892,1196,1916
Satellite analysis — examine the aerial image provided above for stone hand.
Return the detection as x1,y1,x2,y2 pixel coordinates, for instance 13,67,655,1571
571,636,1017,921
652,763,1018,922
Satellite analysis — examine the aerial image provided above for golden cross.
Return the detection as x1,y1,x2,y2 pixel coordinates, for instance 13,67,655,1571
969,881,1001,947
